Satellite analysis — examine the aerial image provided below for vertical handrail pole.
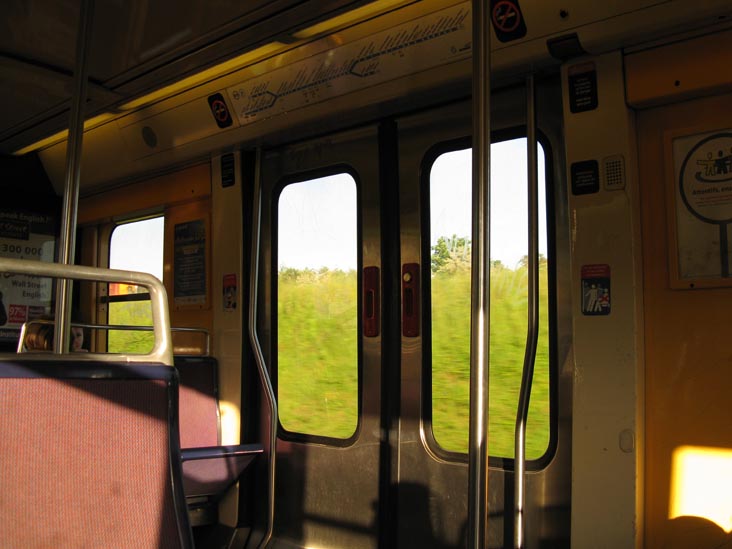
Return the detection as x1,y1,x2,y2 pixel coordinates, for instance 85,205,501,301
54,0,94,354
248,148,277,548
514,74,539,549
468,0,491,547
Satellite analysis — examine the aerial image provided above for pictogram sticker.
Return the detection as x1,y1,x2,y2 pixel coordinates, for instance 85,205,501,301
490,0,527,42
493,0,520,32
223,273,237,312
581,264,610,316
207,93,233,128
675,131,732,280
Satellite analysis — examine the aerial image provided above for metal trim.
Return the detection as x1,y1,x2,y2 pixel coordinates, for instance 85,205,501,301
0,258,174,365
248,147,278,548
467,0,491,546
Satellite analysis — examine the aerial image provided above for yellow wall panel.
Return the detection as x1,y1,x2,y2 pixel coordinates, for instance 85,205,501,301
638,91,732,548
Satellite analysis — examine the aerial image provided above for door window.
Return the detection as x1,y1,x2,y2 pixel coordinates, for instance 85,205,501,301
277,172,359,440
428,138,551,460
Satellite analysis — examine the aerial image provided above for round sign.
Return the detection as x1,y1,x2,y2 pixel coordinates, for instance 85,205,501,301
679,132,732,225
492,0,521,33
211,99,229,123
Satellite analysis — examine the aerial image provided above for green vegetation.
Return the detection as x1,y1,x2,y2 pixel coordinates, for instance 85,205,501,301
430,250,549,458
278,268,358,438
107,300,155,354
277,238,550,457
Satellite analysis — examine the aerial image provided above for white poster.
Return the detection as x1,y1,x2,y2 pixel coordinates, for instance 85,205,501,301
672,130,732,281
0,210,56,343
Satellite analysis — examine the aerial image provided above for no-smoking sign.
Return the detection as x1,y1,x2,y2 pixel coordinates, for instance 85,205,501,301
490,0,527,42
207,93,233,128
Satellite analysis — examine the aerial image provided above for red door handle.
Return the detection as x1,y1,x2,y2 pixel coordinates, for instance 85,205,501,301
402,263,420,337
363,266,380,337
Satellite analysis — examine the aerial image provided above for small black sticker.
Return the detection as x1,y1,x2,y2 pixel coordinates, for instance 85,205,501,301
568,62,598,113
572,160,599,195
208,93,233,128
221,153,236,188
490,0,527,43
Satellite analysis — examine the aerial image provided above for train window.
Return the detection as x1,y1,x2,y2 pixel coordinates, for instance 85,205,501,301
108,216,164,353
428,138,551,460
277,172,358,440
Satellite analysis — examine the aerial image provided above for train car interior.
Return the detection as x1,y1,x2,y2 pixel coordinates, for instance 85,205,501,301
1,0,731,547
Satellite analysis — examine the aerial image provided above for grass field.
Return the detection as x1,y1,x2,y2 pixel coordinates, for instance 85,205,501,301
278,262,550,458
107,300,155,354
107,262,551,459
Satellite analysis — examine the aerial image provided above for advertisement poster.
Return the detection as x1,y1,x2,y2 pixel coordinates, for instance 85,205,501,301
174,219,207,306
672,130,732,283
0,209,56,343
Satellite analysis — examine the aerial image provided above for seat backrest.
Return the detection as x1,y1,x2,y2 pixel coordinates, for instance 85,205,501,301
175,356,220,448
0,360,193,548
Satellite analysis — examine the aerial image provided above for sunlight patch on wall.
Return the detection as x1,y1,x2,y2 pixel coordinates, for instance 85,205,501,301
670,445,732,533
219,400,241,445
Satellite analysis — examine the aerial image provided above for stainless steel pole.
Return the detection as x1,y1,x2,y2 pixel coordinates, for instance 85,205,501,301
248,148,278,548
514,74,539,549
468,0,491,547
54,0,94,353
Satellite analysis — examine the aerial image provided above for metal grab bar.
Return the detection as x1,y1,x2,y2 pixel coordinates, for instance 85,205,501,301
18,321,210,356
514,74,539,549
248,148,277,548
0,258,173,365
54,0,94,355
468,0,492,547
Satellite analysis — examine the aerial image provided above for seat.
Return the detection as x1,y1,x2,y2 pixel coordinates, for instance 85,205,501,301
175,356,262,525
0,360,193,548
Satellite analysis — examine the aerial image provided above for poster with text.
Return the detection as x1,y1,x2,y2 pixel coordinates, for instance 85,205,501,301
672,130,732,283
0,209,56,343
174,219,207,306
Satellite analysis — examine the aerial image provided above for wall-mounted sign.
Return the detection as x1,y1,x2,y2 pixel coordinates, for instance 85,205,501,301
568,62,598,114
490,0,527,43
0,209,56,343
571,159,600,195
671,130,732,287
208,93,233,129
223,273,237,312
174,219,207,306
581,264,611,316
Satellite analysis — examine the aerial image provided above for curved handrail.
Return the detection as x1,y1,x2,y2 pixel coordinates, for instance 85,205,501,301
247,148,278,548
0,258,173,366
514,74,540,549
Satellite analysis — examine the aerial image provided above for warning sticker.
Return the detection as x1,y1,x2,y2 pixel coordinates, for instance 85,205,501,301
223,273,237,312
490,0,527,43
571,160,600,195
568,62,598,113
207,93,233,129
581,264,610,316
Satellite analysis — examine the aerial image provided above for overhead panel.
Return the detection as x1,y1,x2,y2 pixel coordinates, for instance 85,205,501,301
225,3,471,126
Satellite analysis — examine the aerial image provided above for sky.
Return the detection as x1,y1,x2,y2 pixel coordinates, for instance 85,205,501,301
278,137,547,271
109,137,547,275
109,216,164,279
431,138,547,268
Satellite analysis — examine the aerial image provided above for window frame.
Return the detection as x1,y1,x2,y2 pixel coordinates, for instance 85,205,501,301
271,165,363,447
419,129,559,471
